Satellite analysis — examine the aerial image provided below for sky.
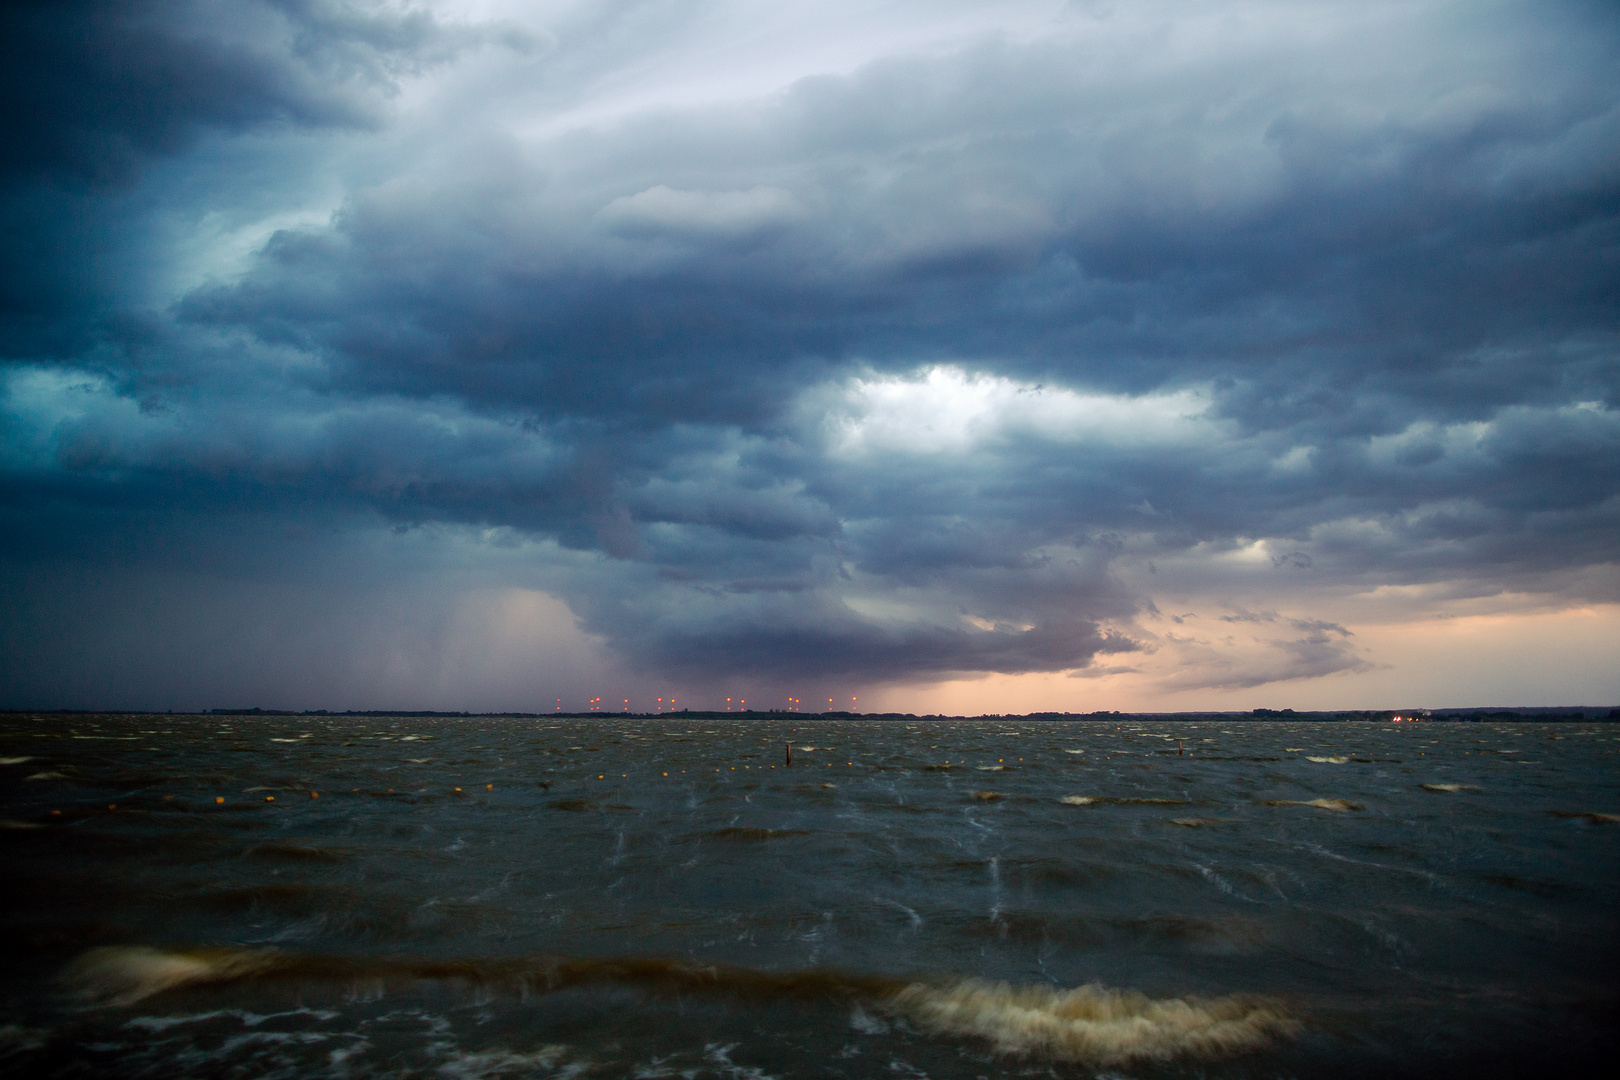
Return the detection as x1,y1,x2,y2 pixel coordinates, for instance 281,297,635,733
1,0,1617,714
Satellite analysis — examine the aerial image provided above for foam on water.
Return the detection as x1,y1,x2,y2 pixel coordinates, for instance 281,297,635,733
65,946,282,1007
438,1045,573,1080
1263,798,1362,811
1059,796,1189,807
887,979,1297,1064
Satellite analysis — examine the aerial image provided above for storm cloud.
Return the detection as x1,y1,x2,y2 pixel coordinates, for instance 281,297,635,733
2,0,1617,709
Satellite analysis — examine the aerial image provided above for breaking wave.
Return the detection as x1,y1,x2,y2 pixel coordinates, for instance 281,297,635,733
1060,796,1191,807
1263,799,1362,812
62,947,1296,1064
63,946,890,1009
890,979,1297,1064
64,947,284,1008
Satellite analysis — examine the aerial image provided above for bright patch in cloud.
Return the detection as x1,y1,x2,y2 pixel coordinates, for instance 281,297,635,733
826,367,1217,456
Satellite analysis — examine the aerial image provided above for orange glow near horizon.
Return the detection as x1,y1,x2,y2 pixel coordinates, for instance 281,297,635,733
863,603,1620,714
522,602,1614,716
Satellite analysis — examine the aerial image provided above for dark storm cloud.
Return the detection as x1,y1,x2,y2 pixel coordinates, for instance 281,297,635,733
0,0,472,188
2,0,1618,702
177,12,1620,432
0,0,523,356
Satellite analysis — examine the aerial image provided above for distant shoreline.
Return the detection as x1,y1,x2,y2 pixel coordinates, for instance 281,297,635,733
3,707,1616,722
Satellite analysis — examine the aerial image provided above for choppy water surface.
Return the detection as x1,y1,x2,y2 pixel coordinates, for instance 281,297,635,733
2,715,1617,1079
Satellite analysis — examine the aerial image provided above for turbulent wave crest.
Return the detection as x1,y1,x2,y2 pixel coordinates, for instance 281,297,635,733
887,979,1298,1064
65,947,282,1007
63,947,1298,1064
1264,798,1361,811
61,946,898,1008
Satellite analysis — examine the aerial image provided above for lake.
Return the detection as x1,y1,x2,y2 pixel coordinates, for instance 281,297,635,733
2,714,1616,1078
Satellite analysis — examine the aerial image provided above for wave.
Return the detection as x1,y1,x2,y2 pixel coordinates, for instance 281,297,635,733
1421,783,1477,793
63,947,1296,1064
1060,796,1191,807
64,946,900,1011
891,980,1296,1064
65,947,285,1008
1263,799,1362,811
1548,811,1620,824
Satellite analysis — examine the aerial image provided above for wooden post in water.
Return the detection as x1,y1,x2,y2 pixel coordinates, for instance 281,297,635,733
1178,740,1184,756
786,743,792,767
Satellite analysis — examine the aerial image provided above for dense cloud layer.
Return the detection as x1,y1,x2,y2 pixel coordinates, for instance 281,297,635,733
2,0,1617,707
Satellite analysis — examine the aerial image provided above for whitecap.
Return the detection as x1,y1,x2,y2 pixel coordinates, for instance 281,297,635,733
62,946,279,1007
1264,798,1361,811
887,979,1296,1064
850,1004,890,1034
439,1045,572,1079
